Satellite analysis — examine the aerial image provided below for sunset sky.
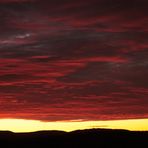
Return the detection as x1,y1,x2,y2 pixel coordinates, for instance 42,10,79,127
0,0,148,132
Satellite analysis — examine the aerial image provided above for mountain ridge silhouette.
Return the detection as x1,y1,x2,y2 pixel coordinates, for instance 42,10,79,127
0,128,147,147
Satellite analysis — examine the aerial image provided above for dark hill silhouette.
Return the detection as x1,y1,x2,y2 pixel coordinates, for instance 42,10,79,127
0,129,148,147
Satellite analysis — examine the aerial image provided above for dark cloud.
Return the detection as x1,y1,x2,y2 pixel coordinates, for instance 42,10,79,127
0,0,148,121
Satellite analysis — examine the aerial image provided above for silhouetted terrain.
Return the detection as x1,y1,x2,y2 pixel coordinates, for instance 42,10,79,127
0,129,148,147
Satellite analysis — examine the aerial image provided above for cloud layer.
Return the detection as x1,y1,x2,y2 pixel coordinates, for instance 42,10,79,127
0,0,148,121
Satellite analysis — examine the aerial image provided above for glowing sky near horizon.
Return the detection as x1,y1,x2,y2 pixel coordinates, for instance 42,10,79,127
0,119,148,132
0,0,148,130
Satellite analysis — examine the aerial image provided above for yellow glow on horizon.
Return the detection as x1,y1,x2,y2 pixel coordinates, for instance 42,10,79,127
0,118,147,133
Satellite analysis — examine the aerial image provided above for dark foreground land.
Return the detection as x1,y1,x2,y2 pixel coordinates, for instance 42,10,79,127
0,129,148,147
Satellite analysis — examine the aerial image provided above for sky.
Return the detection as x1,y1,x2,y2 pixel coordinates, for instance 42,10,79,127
0,0,148,131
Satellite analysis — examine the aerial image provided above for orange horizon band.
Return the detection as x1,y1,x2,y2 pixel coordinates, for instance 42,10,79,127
0,118,147,133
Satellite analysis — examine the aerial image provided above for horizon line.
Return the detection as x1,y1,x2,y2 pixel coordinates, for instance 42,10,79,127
0,118,147,133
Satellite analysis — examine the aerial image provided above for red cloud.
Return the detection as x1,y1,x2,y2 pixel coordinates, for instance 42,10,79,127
0,0,34,2
0,0,148,121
